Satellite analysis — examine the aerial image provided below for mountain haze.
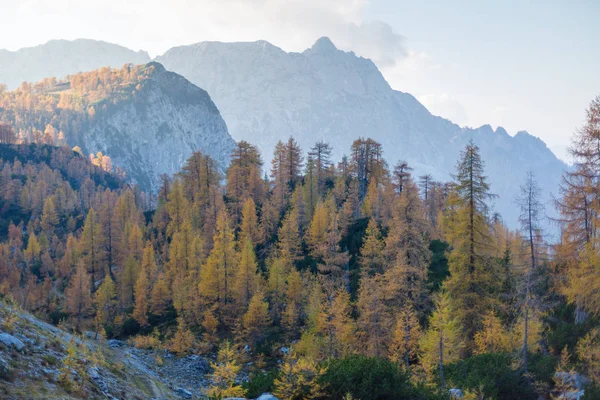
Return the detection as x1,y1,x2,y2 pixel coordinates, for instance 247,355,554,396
0,39,151,90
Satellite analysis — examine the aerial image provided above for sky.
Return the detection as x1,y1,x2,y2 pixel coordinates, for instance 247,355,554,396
1,0,598,162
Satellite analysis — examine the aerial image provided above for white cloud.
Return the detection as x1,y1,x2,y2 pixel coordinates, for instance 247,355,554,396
0,0,407,66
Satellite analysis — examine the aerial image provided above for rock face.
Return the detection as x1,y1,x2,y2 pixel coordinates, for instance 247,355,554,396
0,38,568,224
0,301,174,399
157,37,567,226
0,62,235,193
0,39,150,89
0,332,25,351
83,62,235,192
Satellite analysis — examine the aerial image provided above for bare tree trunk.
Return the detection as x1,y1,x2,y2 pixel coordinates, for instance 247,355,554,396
439,331,445,390
523,304,529,373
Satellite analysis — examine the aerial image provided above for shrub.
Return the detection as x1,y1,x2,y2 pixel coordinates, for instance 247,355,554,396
120,317,141,337
583,383,600,399
1,309,18,333
42,355,59,366
243,369,278,399
444,353,536,400
132,329,162,350
545,302,598,357
320,355,440,400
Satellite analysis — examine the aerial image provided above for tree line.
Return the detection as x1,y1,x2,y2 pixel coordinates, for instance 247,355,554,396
0,97,599,399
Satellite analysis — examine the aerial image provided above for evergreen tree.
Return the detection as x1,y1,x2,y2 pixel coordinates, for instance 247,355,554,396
199,210,237,318
385,178,431,312
420,291,463,390
227,141,264,223
207,341,246,399
389,305,421,369
277,209,302,263
308,140,333,196
149,273,171,315
168,317,195,356
65,262,92,330
516,171,547,371
94,274,117,334
242,291,271,348
359,219,385,277
443,141,499,344
80,208,105,287
576,328,600,385
239,197,261,247
41,196,59,233
356,274,390,357
234,238,261,308
473,311,510,354
274,351,325,400
133,256,151,327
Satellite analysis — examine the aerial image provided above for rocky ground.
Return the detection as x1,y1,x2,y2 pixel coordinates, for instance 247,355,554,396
0,301,277,400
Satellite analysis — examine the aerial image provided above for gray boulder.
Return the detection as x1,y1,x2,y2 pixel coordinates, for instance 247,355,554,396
0,332,25,351
554,372,590,390
174,388,192,399
108,339,126,348
449,388,463,399
257,394,279,400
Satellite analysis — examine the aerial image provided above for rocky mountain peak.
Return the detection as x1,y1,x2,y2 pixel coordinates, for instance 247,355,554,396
156,38,566,227
308,36,338,53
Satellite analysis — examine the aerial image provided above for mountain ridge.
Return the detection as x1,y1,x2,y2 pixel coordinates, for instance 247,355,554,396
0,62,235,192
0,37,566,225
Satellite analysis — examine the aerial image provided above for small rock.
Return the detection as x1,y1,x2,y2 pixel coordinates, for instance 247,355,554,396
41,367,57,377
192,358,210,373
108,339,126,348
88,366,100,379
568,390,585,400
280,347,289,355
174,387,192,399
554,372,590,390
84,331,99,339
449,388,463,399
0,332,25,351
257,394,279,400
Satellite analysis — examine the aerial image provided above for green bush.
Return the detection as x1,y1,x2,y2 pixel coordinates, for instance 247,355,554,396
320,355,442,400
528,353,557,384
545,302,599,358
583,383,600,399
243,369,278,399
120,317,141,337
427,239,450,292
444,353,536,400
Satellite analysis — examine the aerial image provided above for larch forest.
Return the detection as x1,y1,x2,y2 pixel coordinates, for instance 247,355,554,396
0,60,599,400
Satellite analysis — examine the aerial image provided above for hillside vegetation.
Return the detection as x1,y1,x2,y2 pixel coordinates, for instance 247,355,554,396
0,99,599,399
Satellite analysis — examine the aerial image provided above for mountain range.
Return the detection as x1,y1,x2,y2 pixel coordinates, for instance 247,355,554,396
0,38,566,226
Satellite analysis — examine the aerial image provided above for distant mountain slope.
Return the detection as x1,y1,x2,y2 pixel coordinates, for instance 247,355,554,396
0,39,150,90
156,37,566,226
0,38,567,225
0,62,235,192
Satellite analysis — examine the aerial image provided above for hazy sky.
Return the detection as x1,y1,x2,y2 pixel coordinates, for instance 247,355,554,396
1,0,598,161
